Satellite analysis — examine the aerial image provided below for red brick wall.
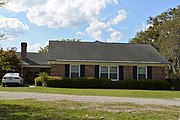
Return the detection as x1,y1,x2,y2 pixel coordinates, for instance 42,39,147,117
50,64,65,77
85,65,95,77
152,66,166,80
49,64,166,80
124,66,133,80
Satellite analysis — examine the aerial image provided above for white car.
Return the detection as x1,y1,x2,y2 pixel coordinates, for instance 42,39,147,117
2,73,23,87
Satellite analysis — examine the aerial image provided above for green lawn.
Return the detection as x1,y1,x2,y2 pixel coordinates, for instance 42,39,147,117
0,99,179,120
0,86,180,99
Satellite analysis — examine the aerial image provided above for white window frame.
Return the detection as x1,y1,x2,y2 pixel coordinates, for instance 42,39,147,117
70,65,80,79
100,66,109,79
99,65,119,81
137,66,147,80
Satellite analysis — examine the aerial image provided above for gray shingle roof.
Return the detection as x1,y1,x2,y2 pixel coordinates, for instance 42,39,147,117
48,41,168,64
16,52,49,66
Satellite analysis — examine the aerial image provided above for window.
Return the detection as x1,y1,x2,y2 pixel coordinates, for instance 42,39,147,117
137,67,147,80
70,65,80,78
100,66,108,79
110,66,117,79
100,66,118,80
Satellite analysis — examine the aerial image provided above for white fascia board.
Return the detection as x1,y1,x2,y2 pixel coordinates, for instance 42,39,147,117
48,59,168,66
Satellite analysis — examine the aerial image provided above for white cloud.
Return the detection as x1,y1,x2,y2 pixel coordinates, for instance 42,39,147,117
76,32,86,36
6,0,118,28
85,19,123,42
0,17,29,40
108,9,127,25
27,43,41,52
5,0,46,12
27,40,49,52
86,19,109,40
5,0,125,43
108,31,122,42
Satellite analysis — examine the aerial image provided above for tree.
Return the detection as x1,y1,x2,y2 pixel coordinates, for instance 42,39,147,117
0,49,21,72
39,45,49,53
0,0,9,40
158,16,180,77
130,5,180,78
0,0,8,6
38,38,81,53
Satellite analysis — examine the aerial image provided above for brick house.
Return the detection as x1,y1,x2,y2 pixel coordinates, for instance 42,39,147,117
19,41,168,83
48,41,168,81
17,42,50,83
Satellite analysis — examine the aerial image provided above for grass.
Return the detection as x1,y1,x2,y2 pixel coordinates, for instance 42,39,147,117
0,99,179,120
0,86,180,99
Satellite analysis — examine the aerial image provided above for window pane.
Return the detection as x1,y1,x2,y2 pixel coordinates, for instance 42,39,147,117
101,66,108,73
101,73,108,79
71,65,79,72
138,67,146,74
71,73,79,78
138,74,146,80
110,66,117,73
110,73,117,79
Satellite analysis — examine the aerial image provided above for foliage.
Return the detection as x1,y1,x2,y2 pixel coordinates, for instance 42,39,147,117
0,0,9,40
172,77,180,90
124,80,139,89
60,38,81,42
38,72,49,87
139,80,171,90
0,0,8,7
38,45,49,53
35,76,63,87
47,77,112,88
46,77,171,90
0,49,21,76
130,6,180,78
49,76,63,81
34,77,42,86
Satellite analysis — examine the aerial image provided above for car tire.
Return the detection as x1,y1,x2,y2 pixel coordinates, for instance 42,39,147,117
2,84,5,87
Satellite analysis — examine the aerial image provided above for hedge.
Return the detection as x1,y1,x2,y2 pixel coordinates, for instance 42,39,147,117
172,78,180,90
34,76,171,90
139,79,171,90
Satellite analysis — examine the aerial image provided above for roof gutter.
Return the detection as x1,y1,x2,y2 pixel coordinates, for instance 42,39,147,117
48,59,169,65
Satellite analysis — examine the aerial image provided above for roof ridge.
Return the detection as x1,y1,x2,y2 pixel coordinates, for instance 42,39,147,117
49,40,150,46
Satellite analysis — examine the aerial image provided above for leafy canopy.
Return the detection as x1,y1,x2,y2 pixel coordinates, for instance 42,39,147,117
0,49,21,72
130,5,180,77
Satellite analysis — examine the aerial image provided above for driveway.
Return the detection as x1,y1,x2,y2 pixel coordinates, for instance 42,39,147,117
0,91,180,106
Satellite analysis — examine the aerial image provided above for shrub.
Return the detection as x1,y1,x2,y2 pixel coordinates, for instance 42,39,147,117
71,77,87,88
34,77,42,86
139,80,171,90
155,80,171,90
98,78,112,88
111,81,126,89
46,76,64,87
38,72,49,87
172,78,180,90
124,80,139,89
46,77,111,88
49,76,63,81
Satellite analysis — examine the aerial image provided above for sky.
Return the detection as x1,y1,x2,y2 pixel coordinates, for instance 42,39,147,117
0,0,179,52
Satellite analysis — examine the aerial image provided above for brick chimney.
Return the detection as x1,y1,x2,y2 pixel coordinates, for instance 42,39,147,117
21,42,27,60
